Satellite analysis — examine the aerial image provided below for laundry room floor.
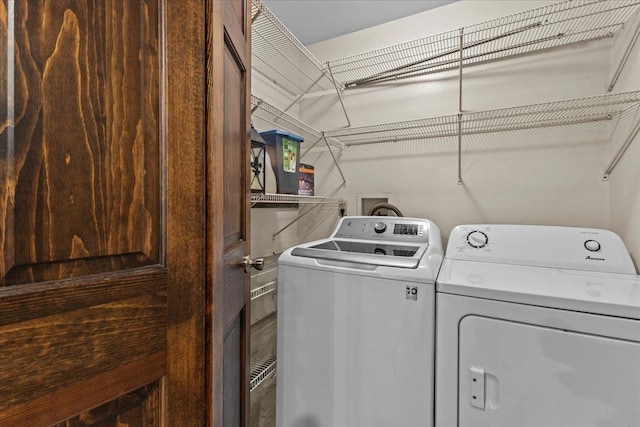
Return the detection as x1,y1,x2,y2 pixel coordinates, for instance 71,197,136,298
250,375,276,427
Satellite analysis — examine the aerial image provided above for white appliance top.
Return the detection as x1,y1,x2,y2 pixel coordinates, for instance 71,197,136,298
280,216,444,282
438,224,640,319
446,224,636,274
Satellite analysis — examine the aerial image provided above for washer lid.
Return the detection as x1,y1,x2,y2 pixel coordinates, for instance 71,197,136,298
291,239,427,269
437,259,640,319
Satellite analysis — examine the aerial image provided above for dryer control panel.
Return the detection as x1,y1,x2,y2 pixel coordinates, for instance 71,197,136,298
446,224,636,275
333,217,430,243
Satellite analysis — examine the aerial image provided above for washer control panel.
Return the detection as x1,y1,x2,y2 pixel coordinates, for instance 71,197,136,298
446,224,636,274
584,239,601,252
333,217,429,243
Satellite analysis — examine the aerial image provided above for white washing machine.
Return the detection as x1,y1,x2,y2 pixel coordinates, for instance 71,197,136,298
277,216,444,427
435,224,640,427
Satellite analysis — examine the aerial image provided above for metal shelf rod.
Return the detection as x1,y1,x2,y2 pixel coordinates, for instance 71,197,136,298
322,132,347,189
458,27,464,185
327,62,351,127
603,118,640,180
609,12,640,92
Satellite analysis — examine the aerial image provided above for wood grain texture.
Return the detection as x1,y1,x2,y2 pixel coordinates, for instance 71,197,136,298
164,0,207,426
208,1,252,426
0,291,167,412
223,243,248,334
1,353,165,427
224,317,242,427
0,0,160,285
0,265,166,326
223,45,244,248
49,380,162,427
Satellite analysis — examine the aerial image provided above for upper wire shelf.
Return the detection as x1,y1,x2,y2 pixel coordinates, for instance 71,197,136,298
323,91,640,146
327,0,640,88
251,0,337,97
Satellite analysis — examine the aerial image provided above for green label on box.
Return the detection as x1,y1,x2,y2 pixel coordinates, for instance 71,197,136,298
282,137,297,173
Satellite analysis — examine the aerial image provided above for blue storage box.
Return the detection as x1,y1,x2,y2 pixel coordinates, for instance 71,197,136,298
260,130,304,195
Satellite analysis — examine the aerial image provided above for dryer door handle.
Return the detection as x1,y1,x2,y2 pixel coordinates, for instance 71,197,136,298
470,366,486,410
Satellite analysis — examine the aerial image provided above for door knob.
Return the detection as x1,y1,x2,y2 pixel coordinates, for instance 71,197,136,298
243,255,264,273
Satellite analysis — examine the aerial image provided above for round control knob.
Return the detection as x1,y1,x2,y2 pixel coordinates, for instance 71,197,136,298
373,222,387,234
467,231,488,248
584,240,601,252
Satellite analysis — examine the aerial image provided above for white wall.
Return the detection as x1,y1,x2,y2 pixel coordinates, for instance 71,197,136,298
300,0,618,247
609,9,640,268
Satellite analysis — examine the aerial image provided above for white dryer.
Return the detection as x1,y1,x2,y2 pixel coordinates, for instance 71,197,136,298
277,216,443,427
435,224,640,427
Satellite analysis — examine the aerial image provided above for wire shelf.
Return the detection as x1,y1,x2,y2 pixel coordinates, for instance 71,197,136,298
252,193,346,206
327,0,640,88
251,0,337,97
323,91,640,146
251,95,344,151
250,316,277,393
251,281,277,301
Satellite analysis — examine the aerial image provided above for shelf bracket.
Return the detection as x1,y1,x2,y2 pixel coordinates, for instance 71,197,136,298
609,14,640,92
458,27,464,186
322,132,347,189
251,8,262,24
251,97,263,113
457,113,463,185
603,117,640,180
300,136,324,161
271,198,345,240
326,62,351,128
277,73,325,119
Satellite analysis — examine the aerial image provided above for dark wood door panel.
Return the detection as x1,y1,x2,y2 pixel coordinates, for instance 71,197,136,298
0,289,166,414
0,0,160,286
223,41,244,247
223,316,242,427
2,354,165,427
207,0,251,425
0,265,166,327
223,243,248,333
227,0,245,34
49,380,163,427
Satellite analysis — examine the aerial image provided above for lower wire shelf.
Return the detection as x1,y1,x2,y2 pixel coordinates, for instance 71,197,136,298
250,314,278,393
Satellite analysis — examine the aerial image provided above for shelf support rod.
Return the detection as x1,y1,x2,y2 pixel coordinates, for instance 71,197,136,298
326,62,351,128
323,132,347,189
609,15,640,92
299,136,324,161
272,202,320,239
603,117,640,180
251,8,262,24
277,74,325,119
458,27,464,185
251,97,263,113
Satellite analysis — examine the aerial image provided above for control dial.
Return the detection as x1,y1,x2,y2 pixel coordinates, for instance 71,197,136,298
373,222,387,234
467,231,488,248
584,240,601,252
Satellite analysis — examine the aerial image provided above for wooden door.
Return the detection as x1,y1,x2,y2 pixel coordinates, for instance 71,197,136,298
207,0,252,426
0,1,166,426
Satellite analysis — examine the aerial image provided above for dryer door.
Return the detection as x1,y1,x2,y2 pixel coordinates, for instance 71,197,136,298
458,316,640,427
